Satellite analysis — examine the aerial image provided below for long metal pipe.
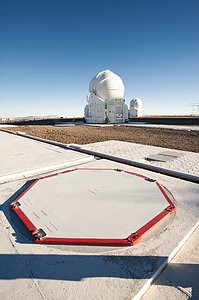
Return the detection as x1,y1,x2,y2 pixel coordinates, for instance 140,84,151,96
1,128,198,184
67,145,199,184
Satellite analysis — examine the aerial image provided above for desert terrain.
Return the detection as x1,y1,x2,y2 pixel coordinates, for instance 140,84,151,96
7,125,199,153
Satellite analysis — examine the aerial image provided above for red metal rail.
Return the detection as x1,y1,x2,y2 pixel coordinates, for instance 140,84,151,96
10,168,176,246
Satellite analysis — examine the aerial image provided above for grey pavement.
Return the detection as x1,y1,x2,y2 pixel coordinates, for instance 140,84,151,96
0,131,198,299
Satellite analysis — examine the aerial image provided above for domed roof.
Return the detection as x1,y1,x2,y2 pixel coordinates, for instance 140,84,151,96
89,70,125,100
130,98,143,109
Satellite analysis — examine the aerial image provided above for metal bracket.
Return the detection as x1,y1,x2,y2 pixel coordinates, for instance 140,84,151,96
94,156,102,160
32,228,46,240
165,205,175,212
145,178,156,182
10,201,21,209
127,232,141,243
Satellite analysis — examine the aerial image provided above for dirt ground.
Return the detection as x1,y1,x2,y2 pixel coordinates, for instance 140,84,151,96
7,125,199,153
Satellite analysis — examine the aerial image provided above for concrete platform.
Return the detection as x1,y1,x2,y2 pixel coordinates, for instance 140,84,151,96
142,224,199,299
0,131,93,183
82,140,199,176
10,168,174,245
122,123,199,132
0,132,198,300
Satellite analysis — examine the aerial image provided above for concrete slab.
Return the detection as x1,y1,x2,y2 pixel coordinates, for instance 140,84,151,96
10,168,172,242
122,123,199,132
0,124,17,127
0,131,93,183
160,150,182,158
82,140,199,176
142,225,199,299
146,151,181,162
0,137,198,300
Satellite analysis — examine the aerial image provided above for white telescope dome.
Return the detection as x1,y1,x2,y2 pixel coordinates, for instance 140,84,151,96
89,70,125,100
129,98,144,117
130,98,143,109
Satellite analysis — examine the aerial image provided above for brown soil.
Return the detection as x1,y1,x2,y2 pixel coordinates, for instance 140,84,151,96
7,125,199,153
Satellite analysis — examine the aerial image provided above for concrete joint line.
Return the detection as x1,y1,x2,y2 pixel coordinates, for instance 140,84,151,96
132,220,199,300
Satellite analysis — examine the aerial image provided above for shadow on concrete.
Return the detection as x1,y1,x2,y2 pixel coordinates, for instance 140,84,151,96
1,181,34,243
0,253,167,281
0,184,169,283
155,263,199,300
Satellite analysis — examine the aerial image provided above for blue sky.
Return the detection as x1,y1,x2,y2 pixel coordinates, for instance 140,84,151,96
0,0,198,118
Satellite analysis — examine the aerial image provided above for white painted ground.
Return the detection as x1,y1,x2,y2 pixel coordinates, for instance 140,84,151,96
0,132,198,300
0,131,93,183
83,124,114,127
122,123,199,132
0,124,17,127
83,123,199,131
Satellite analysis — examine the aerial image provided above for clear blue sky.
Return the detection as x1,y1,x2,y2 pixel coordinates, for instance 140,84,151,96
1,0,198,118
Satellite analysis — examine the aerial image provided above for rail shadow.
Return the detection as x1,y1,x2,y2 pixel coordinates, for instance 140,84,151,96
1,183,167,283
0,253,167,281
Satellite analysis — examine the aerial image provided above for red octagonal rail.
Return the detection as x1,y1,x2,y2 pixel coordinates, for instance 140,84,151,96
10,168,176,246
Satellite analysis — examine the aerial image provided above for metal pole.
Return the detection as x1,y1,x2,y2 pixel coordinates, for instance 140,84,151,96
67,145,199,184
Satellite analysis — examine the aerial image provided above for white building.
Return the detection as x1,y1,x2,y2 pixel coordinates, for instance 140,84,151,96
129,98,144,118
84,70,143,123
84,70,128,124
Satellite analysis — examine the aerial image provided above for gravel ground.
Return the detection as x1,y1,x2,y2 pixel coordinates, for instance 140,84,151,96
7,125,199,153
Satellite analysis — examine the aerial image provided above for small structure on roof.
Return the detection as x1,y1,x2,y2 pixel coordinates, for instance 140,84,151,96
129,98,144,117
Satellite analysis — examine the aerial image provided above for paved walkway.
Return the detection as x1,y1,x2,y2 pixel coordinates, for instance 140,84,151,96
83,140,199,176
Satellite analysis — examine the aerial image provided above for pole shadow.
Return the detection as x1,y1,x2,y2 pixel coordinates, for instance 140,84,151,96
154,262,199,300
0,253,167,281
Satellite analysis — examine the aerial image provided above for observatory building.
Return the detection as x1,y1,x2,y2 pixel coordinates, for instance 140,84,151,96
129,98,144,118
84,70,128,124
84,70,143,123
